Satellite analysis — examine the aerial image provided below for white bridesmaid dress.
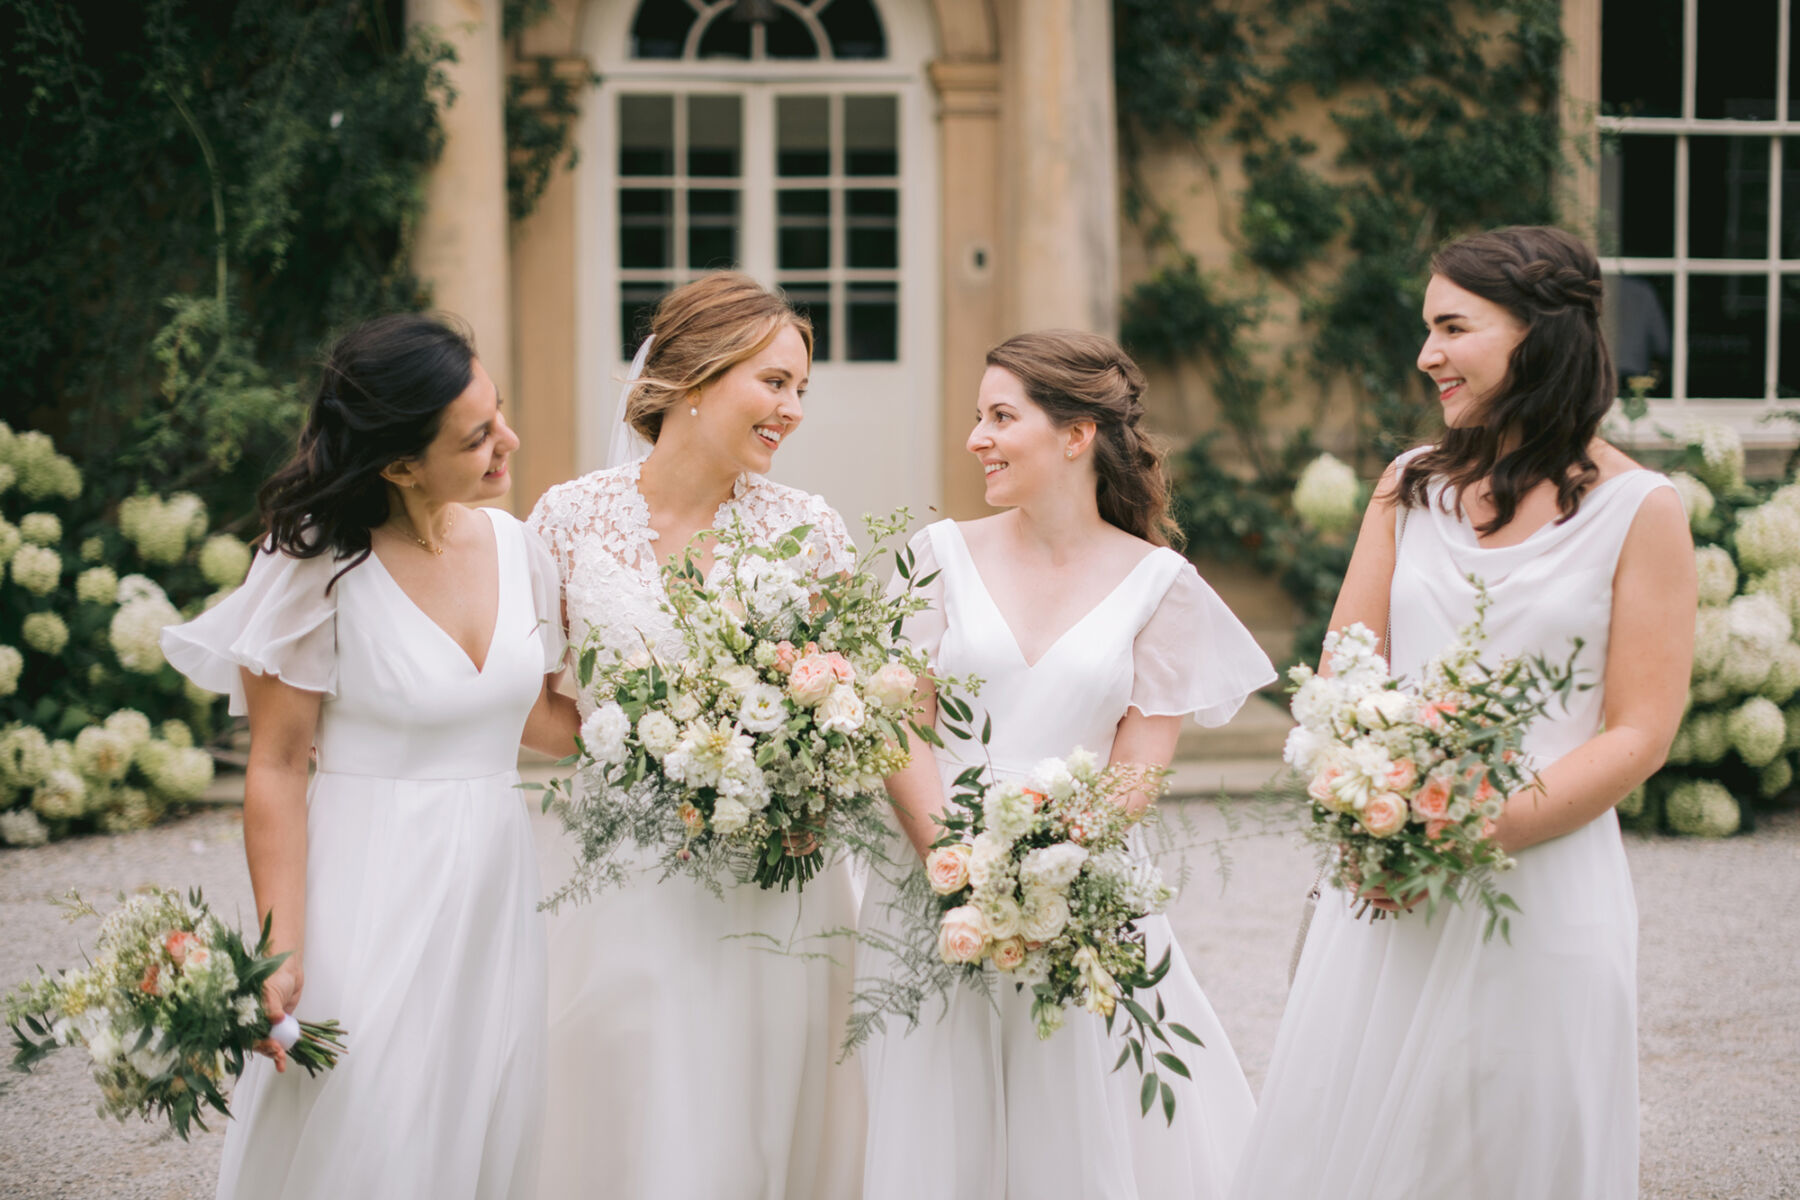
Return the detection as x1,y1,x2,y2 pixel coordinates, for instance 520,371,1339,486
161,507,561,1200
856,519,1277,1200
527,463,866,1200
1230,463,1671,1200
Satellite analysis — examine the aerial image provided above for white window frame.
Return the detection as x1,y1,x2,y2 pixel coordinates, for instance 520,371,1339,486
1598,0,1800,445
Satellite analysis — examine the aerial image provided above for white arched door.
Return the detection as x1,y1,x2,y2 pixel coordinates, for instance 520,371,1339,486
578,0,941,530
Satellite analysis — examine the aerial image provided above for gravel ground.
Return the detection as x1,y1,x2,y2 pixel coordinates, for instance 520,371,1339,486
1,800,1796,1199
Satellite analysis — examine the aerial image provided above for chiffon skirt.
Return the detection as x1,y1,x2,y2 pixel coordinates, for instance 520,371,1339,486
216,769,548,1200
856,821,1255,1200
534,823,866,1200
1231,812,1639,1200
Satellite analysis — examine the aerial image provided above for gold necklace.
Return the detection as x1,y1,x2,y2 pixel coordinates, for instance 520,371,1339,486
400,509,453,556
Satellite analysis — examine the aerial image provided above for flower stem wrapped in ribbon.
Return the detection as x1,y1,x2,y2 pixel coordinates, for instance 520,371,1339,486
5,888,346,1139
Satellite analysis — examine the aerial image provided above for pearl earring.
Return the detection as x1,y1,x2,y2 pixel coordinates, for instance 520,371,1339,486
690,405,699,417
1066,449,1074,459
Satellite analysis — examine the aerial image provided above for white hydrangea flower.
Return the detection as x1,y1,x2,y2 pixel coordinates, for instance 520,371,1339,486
1665,779,1740,837
0,646,21,697
103,709,153,749
579,702,632,765
169,492,208,540
1292,452,1363,534
1666,472,1715,527
10,543,62,595
21,612,68,656
1694,545,1738,607
0,724,52,787
1727,696,1786,767
74,726,133,783
0,806,49,846
30,768,88,820
160,720,194,748
18,512,61,546
98,787,156,834
136,742,213,801
0,462,12,495
1747,565,1800,625
9,431,81,501
1762,642,1800,704
1688,422,1745,492
1684,710,1730,763
78,536,104,562
197,534,251,588
109,592,181,673
1727,592,1792,650
1734,502,1800,573
1692,607,1730,677
74,565,118,605
0,516,19,565
114,574,167,606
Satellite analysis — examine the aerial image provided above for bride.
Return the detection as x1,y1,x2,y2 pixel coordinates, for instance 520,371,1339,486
528,272,864,1200
856,330,1276,1200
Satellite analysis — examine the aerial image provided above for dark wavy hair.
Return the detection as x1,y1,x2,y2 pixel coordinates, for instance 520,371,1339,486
1397,226,1613,534
258,313,476,587
985,330,1182,547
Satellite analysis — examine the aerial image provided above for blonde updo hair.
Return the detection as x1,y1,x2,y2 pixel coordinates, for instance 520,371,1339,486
985,330,1182,548
624,272,814,442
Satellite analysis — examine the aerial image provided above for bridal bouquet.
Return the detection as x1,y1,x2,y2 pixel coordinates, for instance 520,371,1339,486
5,888,345,1138
543,510,969,899
922,750,1201,1123
1284,587,1582,938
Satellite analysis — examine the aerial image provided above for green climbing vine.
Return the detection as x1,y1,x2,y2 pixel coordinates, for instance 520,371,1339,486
1114,0,1569,660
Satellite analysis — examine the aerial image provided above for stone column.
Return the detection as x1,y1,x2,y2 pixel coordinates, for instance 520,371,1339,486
1561,0,1603,240
998,0,1120,336
510,55,592,515
408,0,513,452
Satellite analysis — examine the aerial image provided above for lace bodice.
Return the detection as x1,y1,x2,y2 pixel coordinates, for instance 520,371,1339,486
528,462,856,713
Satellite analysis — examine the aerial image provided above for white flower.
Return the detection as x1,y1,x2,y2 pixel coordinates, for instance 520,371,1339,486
710,797,750,834
1689,422,1745,492
21,612,68,656
715,663,760,697
1019,888,1070,941
0,807,49,846
198,534,252,588
1727,592,1792,650
0,724,52,787
9,543,62,595
669,692,702,721
75,566,119,605
1282,724,1328,775
981,896,1024,940
1668,472,1715,527
0,646,21,697
127,1038,178,1080
1354,688,1414,729
135,742,213,801
1024,758,1077,801
636,711,679,756
1019,841,1088,890
737,683,788,734
1064,747,1100,776
815,683,866,735
1727,696,1785,767
103,709,153,748
1735,502,1800,573
984,783,1037,842
1694,545,1738,607
78,536,104,562
1292,452,1362,534
18,512,61,546
233,995,263,1027
866,661,917,711
109,593,180,673
968,831,1015,890
580,702,632,765
0,517,18,565
85,1024,122,1067
30,768,88,820
74,726,133,783
114,574,167,606
160,720,194,749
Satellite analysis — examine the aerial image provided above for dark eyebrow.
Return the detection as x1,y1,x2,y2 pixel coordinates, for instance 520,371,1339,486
1430,313,1467,327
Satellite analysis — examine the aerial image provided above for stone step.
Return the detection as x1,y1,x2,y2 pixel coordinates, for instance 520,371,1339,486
1177,691,1294,761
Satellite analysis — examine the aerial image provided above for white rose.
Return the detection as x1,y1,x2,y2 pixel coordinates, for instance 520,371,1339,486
982,896,1023,940
1354,689,1414,729
636,711,679,756
866,661,917,710
1024,758,1077,801
716,663,760,697
815,684,866,735
670,692,702,721
580,702,632,765
711,797,750,835
1020,888,1071,941
936,905,988,964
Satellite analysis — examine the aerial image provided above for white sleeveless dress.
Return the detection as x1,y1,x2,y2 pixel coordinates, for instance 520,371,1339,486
1230,464,1671,1200
160,508,561,1200
527,462,866,1200
856,519,1277,1200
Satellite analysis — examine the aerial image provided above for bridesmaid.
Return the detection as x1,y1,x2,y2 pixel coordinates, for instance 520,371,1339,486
1232,227,1694,1199
162,315,577,1198
857,330,1275,1200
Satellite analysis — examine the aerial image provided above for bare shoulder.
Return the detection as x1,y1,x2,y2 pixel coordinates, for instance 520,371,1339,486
1588,439,1645,482
951,512,1010,551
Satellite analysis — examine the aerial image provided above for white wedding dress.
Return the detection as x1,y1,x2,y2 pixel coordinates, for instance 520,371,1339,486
161,508,561,1200
856,519,1277,1200
1230,463,1670,1200
528,462,866,1200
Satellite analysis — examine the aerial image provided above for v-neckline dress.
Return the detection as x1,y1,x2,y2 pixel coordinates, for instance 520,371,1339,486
162,507,564,1200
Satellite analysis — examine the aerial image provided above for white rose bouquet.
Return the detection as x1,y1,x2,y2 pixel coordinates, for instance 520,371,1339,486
1285,584,1583,938
542,510,974,899
915,749,1200,1123
5,888,345,1138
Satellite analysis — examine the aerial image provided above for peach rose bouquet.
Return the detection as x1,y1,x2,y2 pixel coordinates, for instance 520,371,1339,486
1285,583,1583,939
541,510,976,899
5,888,345,1139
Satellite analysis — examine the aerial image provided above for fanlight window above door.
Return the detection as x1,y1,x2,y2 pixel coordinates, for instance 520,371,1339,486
631,0,887,62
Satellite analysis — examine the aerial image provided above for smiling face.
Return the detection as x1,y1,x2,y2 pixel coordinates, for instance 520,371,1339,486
390,358,519,503
967,365,1085,507
1417,274,1528,428
689,322,809,475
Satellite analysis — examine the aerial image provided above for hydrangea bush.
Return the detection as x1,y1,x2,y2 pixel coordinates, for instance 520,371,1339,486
0,422,245,844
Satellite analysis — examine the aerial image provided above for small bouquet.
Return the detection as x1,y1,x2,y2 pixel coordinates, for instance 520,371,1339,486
543,510,974,900
1284,586,1582,938
5,888,345,1137
922,750,1201,1124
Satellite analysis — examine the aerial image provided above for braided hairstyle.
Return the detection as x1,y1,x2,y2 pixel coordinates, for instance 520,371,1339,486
1398,226,1614,535
985,330,1182,547
258,313,477,588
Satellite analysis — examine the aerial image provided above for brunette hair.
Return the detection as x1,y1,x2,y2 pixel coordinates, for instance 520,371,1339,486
258,313,476,586
625,272,813,442
985,330,1182,547
1397,225,1613,534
